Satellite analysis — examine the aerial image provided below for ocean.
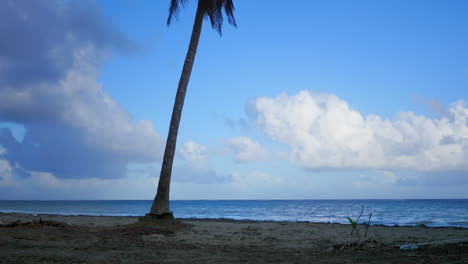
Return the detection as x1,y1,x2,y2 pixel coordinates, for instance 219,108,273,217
0,199,467,228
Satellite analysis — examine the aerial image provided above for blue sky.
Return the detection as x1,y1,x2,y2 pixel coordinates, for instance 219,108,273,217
0,0,467,200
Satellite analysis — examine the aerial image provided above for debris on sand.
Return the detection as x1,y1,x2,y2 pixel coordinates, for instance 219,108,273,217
0,218,67,228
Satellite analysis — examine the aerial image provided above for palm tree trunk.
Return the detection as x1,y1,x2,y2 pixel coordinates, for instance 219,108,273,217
149,2,204,218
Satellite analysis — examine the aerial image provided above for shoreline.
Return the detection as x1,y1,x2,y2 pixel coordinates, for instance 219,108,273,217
1,212,467,263
1,212,467,229
2,199,467,228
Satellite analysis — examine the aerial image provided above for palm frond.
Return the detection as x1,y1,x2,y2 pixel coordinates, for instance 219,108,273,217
167,0,188,25
223,0,237,27
201,0,237,35
168,0,236,35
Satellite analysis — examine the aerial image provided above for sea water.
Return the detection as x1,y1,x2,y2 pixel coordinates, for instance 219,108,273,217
0,199,467,227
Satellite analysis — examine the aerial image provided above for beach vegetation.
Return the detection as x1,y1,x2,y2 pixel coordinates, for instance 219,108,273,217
347,216,359,236
346,205,373,238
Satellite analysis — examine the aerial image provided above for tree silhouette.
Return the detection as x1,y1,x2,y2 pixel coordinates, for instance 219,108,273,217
148,0,237,218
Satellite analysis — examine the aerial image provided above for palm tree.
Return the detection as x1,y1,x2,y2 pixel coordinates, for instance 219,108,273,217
148,0,237,218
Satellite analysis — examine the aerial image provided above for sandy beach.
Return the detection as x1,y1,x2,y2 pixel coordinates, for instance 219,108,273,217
0,212,467,263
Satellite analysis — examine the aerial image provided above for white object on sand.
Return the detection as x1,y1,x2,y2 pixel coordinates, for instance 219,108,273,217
399,238,468,251
399,244,419,251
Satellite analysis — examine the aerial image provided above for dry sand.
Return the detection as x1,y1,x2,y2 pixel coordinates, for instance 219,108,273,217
1,212,467,263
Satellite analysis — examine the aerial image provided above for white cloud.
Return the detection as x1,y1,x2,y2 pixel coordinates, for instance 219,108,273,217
0,159,157,200
0,1,163,179
175,141,228,183
60,47,163,160
49,46,163,160
225,136,268,163
179,141,209,168
250,90,468,172
0,159,13,186
0,46,164,179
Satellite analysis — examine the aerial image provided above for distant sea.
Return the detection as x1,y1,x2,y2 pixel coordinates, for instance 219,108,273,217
0,200,467,228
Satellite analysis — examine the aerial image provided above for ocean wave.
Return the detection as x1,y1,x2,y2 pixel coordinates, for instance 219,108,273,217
1,200,467,227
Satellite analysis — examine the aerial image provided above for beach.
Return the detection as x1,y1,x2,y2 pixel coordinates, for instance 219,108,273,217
1,213,467,263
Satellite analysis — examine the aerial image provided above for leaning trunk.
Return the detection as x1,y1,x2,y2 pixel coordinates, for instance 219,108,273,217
149,3,204,217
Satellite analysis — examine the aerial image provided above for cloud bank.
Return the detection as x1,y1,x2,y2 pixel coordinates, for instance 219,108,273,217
175,141,227,184
249,91,468,172
224,136,268,163
0,0,163,179
179,141,209,168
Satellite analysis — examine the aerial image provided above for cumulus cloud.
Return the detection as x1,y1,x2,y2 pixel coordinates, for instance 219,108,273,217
179,141,209,168
249,90,468,172
224,136,268,163
0,159,13,185
0,0,163,179
174,141,227,183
